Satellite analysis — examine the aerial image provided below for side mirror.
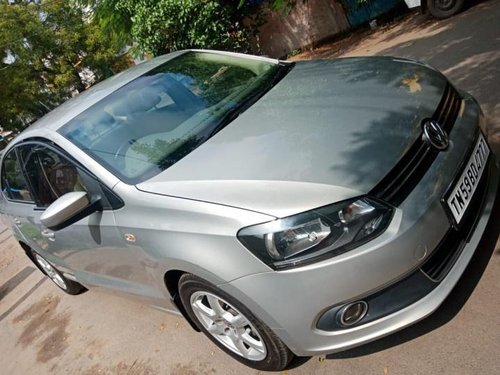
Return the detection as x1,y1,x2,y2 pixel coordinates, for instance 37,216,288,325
40,191,102,231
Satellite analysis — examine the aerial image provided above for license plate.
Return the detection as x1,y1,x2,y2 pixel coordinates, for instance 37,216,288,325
446,133,490,225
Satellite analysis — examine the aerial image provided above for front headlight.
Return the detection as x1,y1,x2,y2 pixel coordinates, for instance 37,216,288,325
237,197,394,269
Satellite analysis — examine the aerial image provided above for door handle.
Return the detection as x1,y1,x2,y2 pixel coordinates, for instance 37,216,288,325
41,229,55,241
13,218,21,226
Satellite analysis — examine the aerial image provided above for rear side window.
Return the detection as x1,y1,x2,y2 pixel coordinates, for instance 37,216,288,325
1,150,33,202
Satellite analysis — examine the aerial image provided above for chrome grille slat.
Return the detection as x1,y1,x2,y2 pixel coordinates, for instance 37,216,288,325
437,85,453,125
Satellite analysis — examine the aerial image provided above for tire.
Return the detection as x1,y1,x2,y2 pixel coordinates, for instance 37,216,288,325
426,0,466,19
30,249,86,295
178,274,294,371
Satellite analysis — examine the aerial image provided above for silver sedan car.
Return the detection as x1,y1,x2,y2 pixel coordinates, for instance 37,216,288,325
0,50,497,371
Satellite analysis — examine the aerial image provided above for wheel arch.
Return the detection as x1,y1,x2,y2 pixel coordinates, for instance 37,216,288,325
162,263,241,332
18,240,39,267
18,240,32,254
164,269,201,332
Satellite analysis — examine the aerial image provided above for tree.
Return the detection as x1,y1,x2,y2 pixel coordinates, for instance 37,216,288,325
80,0,252,57
75,0,133,53
78,1,306,58
127,0,250,55
239,0,299,10
0,0,132,131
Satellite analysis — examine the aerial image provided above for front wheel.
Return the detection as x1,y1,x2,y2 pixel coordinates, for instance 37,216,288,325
426,0,465,18
31,250,86,295
178,274,294,371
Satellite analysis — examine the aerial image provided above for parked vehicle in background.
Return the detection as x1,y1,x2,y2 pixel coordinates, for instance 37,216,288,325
0,50,497,371
405,0,466,18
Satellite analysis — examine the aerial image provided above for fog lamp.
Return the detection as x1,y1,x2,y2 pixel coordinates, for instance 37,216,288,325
338,301,368,327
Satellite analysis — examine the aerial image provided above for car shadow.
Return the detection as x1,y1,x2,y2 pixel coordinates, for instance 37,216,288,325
286,355,313,369
326,194,500,360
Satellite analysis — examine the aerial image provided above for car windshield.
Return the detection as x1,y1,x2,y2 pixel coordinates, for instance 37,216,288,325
59,51,288,184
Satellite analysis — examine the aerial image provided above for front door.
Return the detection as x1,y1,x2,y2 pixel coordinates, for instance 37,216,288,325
13,142,154,296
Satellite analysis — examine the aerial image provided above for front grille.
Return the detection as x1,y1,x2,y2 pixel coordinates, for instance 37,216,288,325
421,158,489,282
370,83,462,206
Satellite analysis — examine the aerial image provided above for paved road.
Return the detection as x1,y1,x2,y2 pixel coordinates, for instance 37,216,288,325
1,2,499,374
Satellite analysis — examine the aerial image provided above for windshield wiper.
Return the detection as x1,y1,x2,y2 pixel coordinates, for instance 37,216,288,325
207,103,247,139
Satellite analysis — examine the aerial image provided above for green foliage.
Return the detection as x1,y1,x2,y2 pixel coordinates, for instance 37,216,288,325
0,0,132,131
111,0,249,56
75,0,133,53
80,1,306,58
238,0,299,11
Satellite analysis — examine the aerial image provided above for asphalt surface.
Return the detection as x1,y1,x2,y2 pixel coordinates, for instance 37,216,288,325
1,1,499,374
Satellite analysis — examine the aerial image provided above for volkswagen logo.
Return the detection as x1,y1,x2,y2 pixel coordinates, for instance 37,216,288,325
422,119,449,150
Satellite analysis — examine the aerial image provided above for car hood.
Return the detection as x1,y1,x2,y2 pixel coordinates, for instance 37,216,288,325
137,57,448,218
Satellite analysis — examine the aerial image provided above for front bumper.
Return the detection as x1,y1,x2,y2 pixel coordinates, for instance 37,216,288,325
219,95,499,357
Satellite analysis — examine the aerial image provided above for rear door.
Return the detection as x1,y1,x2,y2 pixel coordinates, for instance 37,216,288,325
1,148,39,246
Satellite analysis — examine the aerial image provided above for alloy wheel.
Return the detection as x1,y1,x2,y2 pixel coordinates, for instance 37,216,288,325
190,291,267,361
35,254,67,290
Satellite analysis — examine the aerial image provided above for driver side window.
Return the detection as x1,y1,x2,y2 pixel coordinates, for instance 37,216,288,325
19,145,89,208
